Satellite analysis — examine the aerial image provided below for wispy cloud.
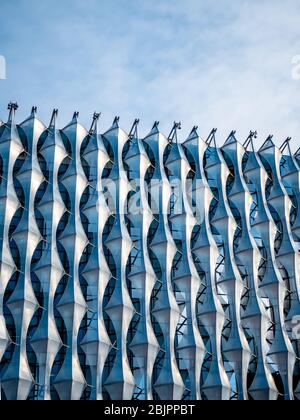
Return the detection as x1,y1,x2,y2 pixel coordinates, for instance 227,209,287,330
0,0,299,148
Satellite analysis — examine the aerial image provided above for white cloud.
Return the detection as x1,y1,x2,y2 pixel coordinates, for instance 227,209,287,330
0,0,300,149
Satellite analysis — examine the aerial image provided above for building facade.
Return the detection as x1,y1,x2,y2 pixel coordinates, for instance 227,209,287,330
0,103,299,400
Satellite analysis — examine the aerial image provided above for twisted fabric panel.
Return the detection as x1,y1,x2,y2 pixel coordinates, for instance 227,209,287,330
0,105,299,400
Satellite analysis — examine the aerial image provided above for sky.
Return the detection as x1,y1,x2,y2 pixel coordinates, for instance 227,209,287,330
0,0,300,149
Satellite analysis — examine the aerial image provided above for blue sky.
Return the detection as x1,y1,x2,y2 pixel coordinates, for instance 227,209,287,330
0,0,300,148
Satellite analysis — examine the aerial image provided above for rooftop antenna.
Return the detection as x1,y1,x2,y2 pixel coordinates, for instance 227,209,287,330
49,109,58,129
7,102,18,110
7,102,18,123
89,112,101,135
280,137,292,155
168,121,181,143
243,130,257,151
152,121,159,130
188,126,198,137
259,134,275,152
129,119,140,140
113,116,120,126
206,128,217,146
223,130,237,146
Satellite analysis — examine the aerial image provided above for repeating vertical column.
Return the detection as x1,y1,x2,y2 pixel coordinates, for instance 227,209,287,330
222,133,278,400
143,123,185,400
1,107,45,400
123,120,160,400
280,141,300,244
80,114,112,400
29,110,67,399
164,125,206,400
0,105,299,400
258,138,298,399
204,133,251,400
262,139,300,326
243,137,296,400
280,141,300,398
183,129,231,400
103,118,135,400
53,113,88,400
0,104,24,397
296,149,300,172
